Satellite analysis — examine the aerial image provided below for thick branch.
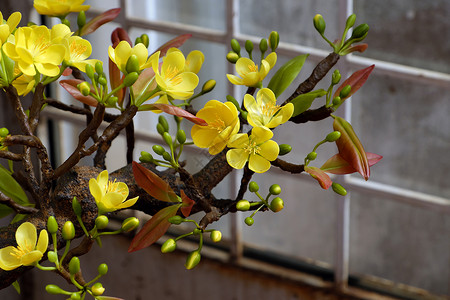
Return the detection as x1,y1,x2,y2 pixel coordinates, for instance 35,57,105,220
271,158,305,174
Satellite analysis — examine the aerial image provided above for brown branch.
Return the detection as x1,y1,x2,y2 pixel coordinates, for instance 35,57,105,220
0,190,38,214
289,105,335,124
4,86,33,136
28,83,46,133
271,158,305,174
0,150,22,161
45,98,92,116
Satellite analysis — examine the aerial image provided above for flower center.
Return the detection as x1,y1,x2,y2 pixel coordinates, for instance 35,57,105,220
208,118,226,132
33,33,50,55
10,240,33,258
247,64,258,73
261,102,280,117
243,139,261,155
106,180,127,196
69,40,87,58
164,65,183,86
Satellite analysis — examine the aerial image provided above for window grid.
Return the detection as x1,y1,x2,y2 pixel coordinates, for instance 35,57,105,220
82,0,450,293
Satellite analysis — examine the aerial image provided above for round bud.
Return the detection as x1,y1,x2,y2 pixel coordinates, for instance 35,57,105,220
168,215,185,225
0,127,9,137
185,250,201,270
123,72,139,87
121,217,140,232
152,145,165,156
62,221,75,240
269,184,281,195
162,151,172,162
163,132,173,147
106,96,118,107
77,11,86,28
236,200,250,211
78,81,90,96
350,23,369,41
125,54,140,74
332,182,347,196
230,39,240,54
210,230,222,243
61,19,71,28
240,111,248,120
313,14,326,35
259,38,268,53
345,14,356,29
332,70,341,85
161,238,177,253
269,31,280,51
139,151,154,163
97,263,108,276
306,151,317,161
270,197,284,212
226,52,239,63
47,251,58,263
70,292,81,300
245,40,254,54
45,284,64,295
202,79,216,93
158,115,169,132
177,129,186,144
134,37,143,45
97,76,107,87
326,131,341,142
95,215,109,230
339,85,352,98
278,144,292,156
85,64,95,80
95,61,103,75
193,228,202,235
69,256,80,275
72,197,82,217
248,181,259,193
91,283,105,296
156,123,165,136
141,34,149,48
244,217,254,226
332,96,341,106
47,216,59,234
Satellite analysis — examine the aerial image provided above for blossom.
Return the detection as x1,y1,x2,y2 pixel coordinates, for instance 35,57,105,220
89,170,139,215
33,0,90,17
152,50,199,100
226,126,279,173
12,72,36,96
108,40,156,74
3,25,66,77
167,48,205,74
0,11,21,45
191,100,240,155
244,88,293,129
226,52,277,87
0,222,48,271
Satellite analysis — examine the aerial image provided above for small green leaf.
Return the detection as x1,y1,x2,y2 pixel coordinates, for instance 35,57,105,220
290,89,327,117
12,280,20,294
0,204,13,219
268,54,309,98
0,164,28,205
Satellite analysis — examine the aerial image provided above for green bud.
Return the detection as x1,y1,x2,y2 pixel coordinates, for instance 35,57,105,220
345,14,356,29
69,256,80,275
121,217,140,232
332,96,341,106
168,215,185,225
77,11,86,29
97,76,107,87
162,151,172,162
152,145,165,155
85,64,95,80
158,115,169,132
93,73,99,83
123,72,139,87
45,284,64,295
230,39,240,55
91,282,105,296
163,132,173,147
95,215,109,230
245,40,253,54
156,123,165,136
236,200,250,211
61,19,71,28
201,79,216,93
78,81,90,96
161,238,177,253
106,96,118,107
248,181,259,193
332,182,347,196
70,292,81,300
270,197,284,212
210,230,222,243
326,131,341,142
126,54,140,74
240,111,248,120
95,61,103,75
47,216,59,234
177,129,186,144
72,197,82,217
0,127,9,137
134,37,143,45
350,23,369,41
278,144,292,156
339,85,352,98
185,250,201,270
306,151,318,161
269,184,281,195
62,221,75,240
244,217,254,226
193,228,202,235
259,38,268,53
269,31,280,51
332,70,341,85
226,95,240,110
47,251,58,263
313,14,326,35
139,151,154,163
226,52,239,63
141,34,149,48
97,263,108,276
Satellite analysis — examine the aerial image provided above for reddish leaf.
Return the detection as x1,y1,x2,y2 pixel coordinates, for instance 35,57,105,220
305,166,332,189
180,190,195,217
321,152,383,175
108,57,126,105
138,104,207,126
152,34,192,56
333,64,374,106
111,27,132,46
128,204,181,252
133,68,156,96
344,43,368,54
80,8,121,36
62,67,72,76
132,161,180,203
333,116,370,180
59,79,98,107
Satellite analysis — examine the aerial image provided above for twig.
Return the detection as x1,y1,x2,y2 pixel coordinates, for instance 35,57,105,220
290,105,335,124
271,158,305,174
0,190,38,214
28,83,46,133
0,150,23,161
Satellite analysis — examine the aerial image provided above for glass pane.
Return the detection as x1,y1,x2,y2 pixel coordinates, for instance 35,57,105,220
239,0,339,50
349,191,450,295
350,71,450,199
354,0,450,73
85,0,119,10
126,0,226,31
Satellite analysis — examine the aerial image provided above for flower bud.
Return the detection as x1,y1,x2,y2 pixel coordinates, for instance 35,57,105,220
162,151,172,162
306,151,317,161
350,23,369,41
85,64,95,80
134,37,143,45
46,284,64,295
210,230,222,242
193,228,202,235
95,61,103,75
185,250,201,270
125,54,140,74
141,34,149,48
91,282,105,296
156,123,165,136
0,127,9,137
339,85,352,98
245,40,253,54
177,129,186,144
278,144,292,156
163,132,173,147
240,111,248,120
269,184,281,195
77,11,86,29
61,19,71,28
202,79,216,93
313,14,326,35
106,96,118,107
269,31,280,51
123,72,139,87
95,215,109,230
69,256,80,275
121,217,140,232
62,221,75,240
47,251,58,263
332,96,341,106
161,238,177,253
70,292,81,300
270,197,284,212
97,263,108,276
332,70,341,85
47,216,59,234
226,52,239,63
230,39,240,54
168,215,185,225
72,197,82,217
326,131,341,142
259,38,268,53
78,81,90,96
158,115,169,132
152,145,165,155
97,76,107,87
139,151,154,163
236,200,250,211
248,181,259,193
244,217,254,226
345,14,356,29
332,182,347,196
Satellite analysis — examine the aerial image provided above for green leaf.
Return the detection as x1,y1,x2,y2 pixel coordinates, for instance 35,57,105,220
290,89,327,117
0,204,13,219
268,54,309,98
0,164,28,205
12,280,20,294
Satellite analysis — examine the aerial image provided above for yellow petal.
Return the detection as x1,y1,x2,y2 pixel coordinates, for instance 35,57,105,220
0,246,22,271
259,140,279,161
115,196,139,210
227,133,248,149
7,12,21,31
248,154,271,173
251,126,273,144
16,222,37,250
21,250,43,266
191,126,219,148
265,52,277,68
89,178,103,203
235,57,255,76
226,74,244,85
226,149,248,170
241,72,261,86
36,230,49,254
132,43,149,68
185,50,204,74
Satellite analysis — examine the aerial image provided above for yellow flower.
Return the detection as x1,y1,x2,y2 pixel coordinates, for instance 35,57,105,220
244,88,293,129
0,11,21,45
226,126,279,173
152,50,199,100
89,170,139,215
33,0,90,17
0,222,48,271
12,72,36,96
3,25,66,77
226,52,277,87
191,100,240,155
167,48,205,74
108,40,156,74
